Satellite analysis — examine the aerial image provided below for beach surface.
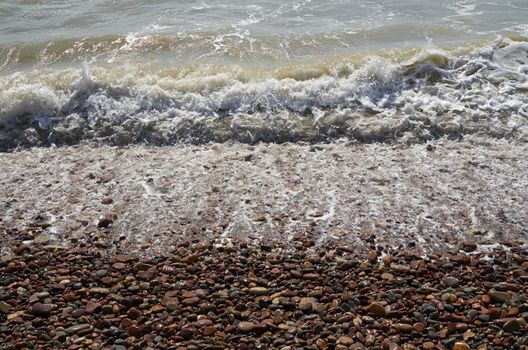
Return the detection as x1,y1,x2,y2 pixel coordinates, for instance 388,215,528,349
1,139,527,257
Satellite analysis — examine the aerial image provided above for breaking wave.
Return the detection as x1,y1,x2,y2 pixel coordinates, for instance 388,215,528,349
1,36,527,150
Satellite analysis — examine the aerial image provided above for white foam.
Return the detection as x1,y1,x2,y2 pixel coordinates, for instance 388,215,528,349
1,37,528,149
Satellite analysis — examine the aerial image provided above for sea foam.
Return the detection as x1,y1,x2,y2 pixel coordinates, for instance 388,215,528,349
1,37,527,150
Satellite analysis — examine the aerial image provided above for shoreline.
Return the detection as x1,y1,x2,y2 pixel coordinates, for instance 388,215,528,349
1,139,527,256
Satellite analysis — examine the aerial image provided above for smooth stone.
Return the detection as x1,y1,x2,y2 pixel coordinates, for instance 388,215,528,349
393,323,414,332
71,308,86,318
452,342,470,350
368,302,386,316
489,290,512,304
179,328,194,340
238,321,255,333
381,272,395,280
203,326,216,336
182,297,200,306
89,287,110,294
0,301,12,313
443,276,460,288
33,235,50,245
367,250,378,263
303,273,320,280
97,216,113,228
195,319,213,327
337,336,354,345
102,305,113,314
95,269,108,278
31,303,52,317
503,318,525,332
66,324,93,335
127,325,143,337
390,263,410,272
249,287,268,296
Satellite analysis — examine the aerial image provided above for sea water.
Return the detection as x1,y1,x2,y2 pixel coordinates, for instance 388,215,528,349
1,0,528,150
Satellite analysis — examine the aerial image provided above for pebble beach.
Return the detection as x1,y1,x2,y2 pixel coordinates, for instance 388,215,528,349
0,230,526,350
1,140,528,349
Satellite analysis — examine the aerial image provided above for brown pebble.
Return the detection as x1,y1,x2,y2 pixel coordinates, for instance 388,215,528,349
182,297,200,306
249,287,268,296
127,307,142,319
423,341,436,349
127,325,143,338
367,250,378,263
101,197,113,205
85,301,100,314
31,303,52,317
238,321,255,333
393,323,414,332
337,336,354,346
488,290,512,304
414,322,425,332
203,326,216,336
179,328,194,340
303,273,320,280
452,342,470,350
368,302,386,316
97,216,113,228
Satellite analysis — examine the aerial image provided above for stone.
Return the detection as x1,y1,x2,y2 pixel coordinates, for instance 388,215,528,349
503,318,525,333
301,302,313,313
95,269,108,277
393,323,414,332
66,324,93,335
127,307,142,319
390,263,410,273
414,322,425,332
238,321,255,333
337,336,354,345
182,254,199,264
367,250,378,263
179,328,194,340
423,341,436,349
368,302,386,316
462,242,477,252
195,319,213,327
249,287,268,296
85,301,100,313
33,235,50,245
443,276,460,288
89,287,110,294
316,339,327,349
133,262,152,271
137,269,156,281
489,290,512,304
452,342,470,350
31,303,52,317
381,272,395,280
127,325,143,337
71,308,86,318
97,216,113,228
182,297,200,306
203,326,216,336
0,301,12,313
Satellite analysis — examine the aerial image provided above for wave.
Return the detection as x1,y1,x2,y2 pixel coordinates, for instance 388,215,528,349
0,27,485,72
1,36,527,150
